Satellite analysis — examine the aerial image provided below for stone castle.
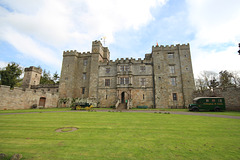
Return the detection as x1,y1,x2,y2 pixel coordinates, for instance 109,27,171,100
58,40,195,109
0,40,198,110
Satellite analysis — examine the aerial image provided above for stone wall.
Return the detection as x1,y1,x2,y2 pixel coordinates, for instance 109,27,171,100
0,85,59,110
193,86,240,111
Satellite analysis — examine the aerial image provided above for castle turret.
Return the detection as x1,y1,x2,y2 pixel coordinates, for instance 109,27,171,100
22,66,42,89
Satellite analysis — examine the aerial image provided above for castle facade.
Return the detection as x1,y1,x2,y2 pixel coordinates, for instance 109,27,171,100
59,40,195,109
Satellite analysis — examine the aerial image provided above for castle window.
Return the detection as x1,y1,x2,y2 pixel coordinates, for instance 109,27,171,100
120,66,124,71
82,87,85,94
170,77,176,86
35,74,37,77
158,66,160,69
125,77,129,84
169,65,175,74
186,67,189,71
173,93,177,101
120,78,124,84
125,66,129,71
158,77,161,80
143,94,145,100
106,95,108,99
105,79,110,86
83,59,88,66
65,77,68,80
120,77,129,84
168,52,174,58
119,65,129,71
83,73,86,80
140,78,146,86
140,66,146,72
106,68,110,73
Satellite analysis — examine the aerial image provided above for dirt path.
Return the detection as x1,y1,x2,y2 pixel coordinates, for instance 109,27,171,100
0,110,239,119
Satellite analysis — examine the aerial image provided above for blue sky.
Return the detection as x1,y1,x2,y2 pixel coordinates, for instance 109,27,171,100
0,0,240,78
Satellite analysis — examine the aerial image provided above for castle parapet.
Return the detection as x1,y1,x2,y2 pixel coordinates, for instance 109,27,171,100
24,66,42,74
152,43,190,51
63,50,92,57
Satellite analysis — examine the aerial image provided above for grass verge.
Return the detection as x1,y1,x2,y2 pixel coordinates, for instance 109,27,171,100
0,112,239,160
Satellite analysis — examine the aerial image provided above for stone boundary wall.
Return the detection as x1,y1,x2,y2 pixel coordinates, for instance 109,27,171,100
193,86,240,111
0,85,59,110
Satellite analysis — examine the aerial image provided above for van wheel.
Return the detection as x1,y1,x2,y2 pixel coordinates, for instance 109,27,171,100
193,108,199,112
214,108,220,112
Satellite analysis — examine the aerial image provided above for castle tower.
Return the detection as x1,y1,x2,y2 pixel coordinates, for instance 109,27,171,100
22,66,42,89
59,40,108,103
59,50,79,98
152,44,195,108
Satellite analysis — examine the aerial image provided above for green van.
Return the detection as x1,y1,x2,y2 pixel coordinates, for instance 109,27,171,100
189,97,225,112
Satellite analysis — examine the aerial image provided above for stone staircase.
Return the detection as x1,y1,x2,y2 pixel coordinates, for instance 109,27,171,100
117,103,127,110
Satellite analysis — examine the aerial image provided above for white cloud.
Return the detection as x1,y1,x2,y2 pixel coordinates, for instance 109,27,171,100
2,28,62,68
191,45,240,77
0,0,167,70
185,0,240,77
186,0,240,45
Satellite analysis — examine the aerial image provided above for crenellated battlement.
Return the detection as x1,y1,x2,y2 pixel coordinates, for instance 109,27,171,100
99,55,152,66
92,40,103,46
63,50,92,57
24,66,42,74
152,43,190,51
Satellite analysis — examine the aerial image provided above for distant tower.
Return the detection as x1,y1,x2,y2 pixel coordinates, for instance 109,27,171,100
22,66,42,89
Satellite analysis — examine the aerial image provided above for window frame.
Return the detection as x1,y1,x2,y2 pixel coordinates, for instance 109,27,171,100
169,65,175,74
170,77,176,86
83,73,86,80
168,52,174,59
173,93,177,101
83,59,88,66
105,79,110,86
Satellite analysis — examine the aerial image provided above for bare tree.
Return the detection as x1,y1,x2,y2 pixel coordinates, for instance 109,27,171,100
200,71,219,90
230,71,240,86
195,78,207,91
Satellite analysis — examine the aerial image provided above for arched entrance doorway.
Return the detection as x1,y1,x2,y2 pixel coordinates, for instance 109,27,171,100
39,97,46,108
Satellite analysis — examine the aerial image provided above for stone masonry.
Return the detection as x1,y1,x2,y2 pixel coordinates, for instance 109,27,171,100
59,40,196,109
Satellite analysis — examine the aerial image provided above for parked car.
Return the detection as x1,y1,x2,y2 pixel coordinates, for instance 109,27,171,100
72,102,93,110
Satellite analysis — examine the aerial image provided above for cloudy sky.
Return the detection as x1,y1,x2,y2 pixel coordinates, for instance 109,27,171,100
0,0,240,78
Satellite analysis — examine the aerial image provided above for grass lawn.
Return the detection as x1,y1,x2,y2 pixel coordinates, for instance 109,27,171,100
1,107,240,117
0,112,240,160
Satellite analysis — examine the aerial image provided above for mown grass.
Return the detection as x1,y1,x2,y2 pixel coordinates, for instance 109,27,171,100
0,107,240,117
0,107,71,113
0,112,239,160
